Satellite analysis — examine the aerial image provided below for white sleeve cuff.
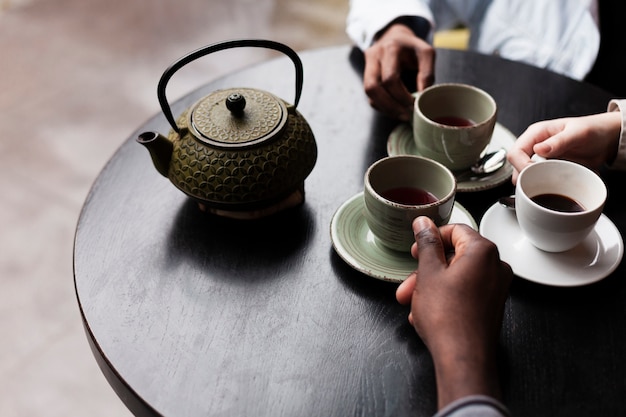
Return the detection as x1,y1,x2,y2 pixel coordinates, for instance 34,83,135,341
346,0,434,50
607,99,626,170
434,395,511,417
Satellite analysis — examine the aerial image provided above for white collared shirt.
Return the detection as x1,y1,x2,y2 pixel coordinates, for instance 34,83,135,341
347,0,600,80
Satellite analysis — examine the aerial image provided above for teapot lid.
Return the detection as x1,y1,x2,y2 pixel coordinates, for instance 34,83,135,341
187,87,287,148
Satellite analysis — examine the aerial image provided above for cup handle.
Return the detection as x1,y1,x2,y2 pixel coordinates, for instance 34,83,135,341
531,154,547,162
409,91,421,126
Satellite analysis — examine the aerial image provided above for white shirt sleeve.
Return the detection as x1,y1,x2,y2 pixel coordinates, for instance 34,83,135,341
473,0,599,80
607,99,626,170
346,0,434,50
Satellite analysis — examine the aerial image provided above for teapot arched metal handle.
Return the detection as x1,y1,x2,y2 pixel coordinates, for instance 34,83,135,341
157,39,304,134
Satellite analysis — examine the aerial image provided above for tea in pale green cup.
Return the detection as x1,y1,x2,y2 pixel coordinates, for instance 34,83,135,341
363,155,457,252
413,83,497,171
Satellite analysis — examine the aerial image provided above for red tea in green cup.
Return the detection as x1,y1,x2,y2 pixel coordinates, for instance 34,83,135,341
413,83,497,171
364,155,457,252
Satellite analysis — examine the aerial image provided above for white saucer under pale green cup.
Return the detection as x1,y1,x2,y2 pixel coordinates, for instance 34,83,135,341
413,83,497,171
515,159,607,253
363,155,457,252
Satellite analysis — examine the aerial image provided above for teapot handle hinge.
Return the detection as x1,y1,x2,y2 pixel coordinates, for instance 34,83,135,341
157,39,304,134
286,104,297,115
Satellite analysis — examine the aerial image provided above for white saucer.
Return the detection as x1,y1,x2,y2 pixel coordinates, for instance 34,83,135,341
387,122,516,192
479,202,624,287
330,192,477,283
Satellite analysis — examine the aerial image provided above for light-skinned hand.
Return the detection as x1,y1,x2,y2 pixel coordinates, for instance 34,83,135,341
507,111,621,184
363,23,435,121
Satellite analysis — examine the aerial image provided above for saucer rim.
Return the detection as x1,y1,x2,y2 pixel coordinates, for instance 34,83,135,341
479,202,624,287
387,122,515,192
330,192,477,283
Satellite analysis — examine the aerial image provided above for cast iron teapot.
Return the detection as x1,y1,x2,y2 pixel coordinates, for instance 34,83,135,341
138,39,317,219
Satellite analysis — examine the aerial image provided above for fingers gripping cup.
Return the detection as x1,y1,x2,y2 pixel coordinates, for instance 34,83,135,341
515,159,607,253
364,155,457,252
413,83,497,171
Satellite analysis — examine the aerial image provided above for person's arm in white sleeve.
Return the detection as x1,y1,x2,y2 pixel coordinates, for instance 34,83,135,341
346,0,436,121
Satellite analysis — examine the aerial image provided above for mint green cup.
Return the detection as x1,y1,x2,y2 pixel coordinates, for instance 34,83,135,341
413,83,497,171
363,155,457,252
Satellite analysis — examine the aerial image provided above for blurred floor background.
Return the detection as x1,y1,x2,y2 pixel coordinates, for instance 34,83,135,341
0,0,349,415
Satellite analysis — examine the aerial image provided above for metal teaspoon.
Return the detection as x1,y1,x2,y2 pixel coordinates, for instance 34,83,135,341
455,148,507,181
498,195,516,210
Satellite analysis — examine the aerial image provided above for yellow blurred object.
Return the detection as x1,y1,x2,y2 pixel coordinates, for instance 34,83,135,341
433,28,470,50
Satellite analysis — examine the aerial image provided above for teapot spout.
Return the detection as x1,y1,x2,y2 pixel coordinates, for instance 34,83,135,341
137,131,173,178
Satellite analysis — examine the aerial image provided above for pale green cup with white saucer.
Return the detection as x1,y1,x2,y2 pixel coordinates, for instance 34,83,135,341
413,83,497,171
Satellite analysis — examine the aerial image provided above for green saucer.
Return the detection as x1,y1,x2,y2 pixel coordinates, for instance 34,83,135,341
330,192,477,283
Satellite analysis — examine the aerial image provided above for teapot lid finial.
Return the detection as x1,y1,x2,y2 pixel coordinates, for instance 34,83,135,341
225,93,246,115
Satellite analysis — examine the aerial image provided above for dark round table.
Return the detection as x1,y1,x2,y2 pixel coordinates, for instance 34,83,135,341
74,45,626,416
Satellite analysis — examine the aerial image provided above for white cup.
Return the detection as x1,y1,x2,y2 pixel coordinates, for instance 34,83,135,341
515,159,607,252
